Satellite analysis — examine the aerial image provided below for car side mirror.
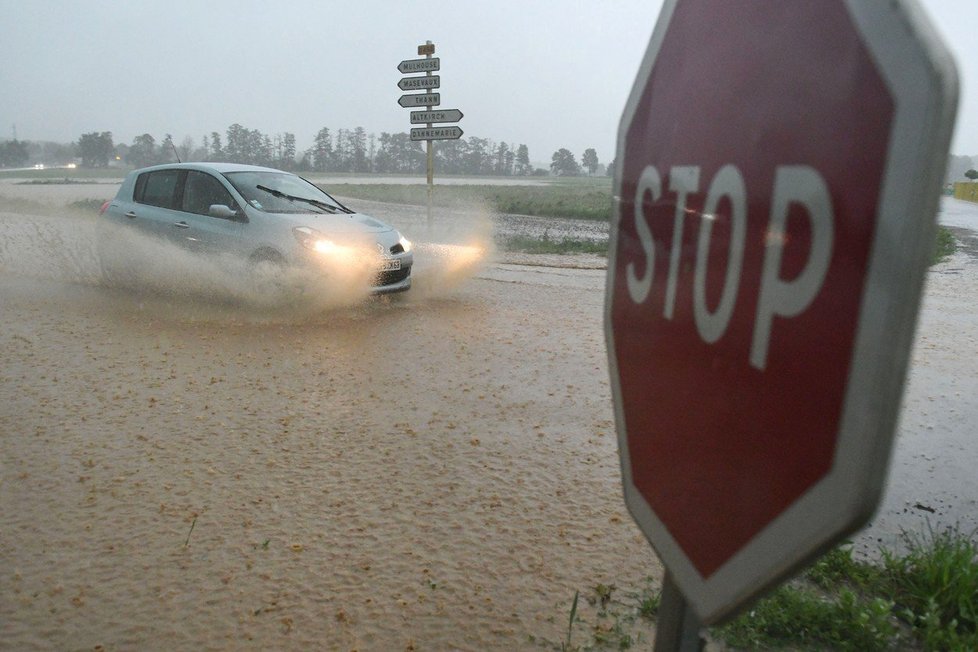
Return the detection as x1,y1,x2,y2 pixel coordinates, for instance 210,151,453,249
208,204,240,220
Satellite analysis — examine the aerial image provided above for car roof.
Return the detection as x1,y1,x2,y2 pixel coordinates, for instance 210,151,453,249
130,162,291,175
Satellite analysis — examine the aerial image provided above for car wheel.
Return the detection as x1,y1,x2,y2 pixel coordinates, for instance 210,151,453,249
249,248,284,268
248,248,290,296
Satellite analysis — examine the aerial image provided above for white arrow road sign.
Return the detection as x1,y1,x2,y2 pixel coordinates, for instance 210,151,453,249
398,93,440,108
398,75,440,91
410,109,464,124
398,57,440,73
410,126,463,141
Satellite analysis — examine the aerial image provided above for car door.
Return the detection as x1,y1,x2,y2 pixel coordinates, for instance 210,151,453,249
172,170,245,255
127,168,187,241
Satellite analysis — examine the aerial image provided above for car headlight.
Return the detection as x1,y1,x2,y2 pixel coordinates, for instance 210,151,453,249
294,226,338,254
398,235,412,253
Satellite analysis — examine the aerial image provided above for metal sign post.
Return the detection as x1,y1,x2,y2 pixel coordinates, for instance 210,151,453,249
654,574,704,652
397,41,464,231
422,41,435,229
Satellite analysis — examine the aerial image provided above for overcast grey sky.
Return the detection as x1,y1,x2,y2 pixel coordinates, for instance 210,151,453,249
1,0,975,166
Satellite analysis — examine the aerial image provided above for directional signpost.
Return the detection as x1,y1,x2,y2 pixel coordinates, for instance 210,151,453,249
605,1,957,649
397,41,464,227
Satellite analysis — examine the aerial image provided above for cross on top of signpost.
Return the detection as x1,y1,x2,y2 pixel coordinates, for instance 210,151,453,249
605,0,957,632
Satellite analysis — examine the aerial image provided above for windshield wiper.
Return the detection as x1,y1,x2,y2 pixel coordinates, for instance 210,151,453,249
256,185,343,214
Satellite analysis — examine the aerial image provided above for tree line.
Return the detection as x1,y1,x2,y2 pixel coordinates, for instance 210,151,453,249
5,129,975,182
1,124,611,177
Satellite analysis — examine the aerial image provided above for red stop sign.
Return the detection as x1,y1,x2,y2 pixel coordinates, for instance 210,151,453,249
606,0,957,623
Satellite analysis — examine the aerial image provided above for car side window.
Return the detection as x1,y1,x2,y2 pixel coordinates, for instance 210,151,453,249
135,170,182,209
182,171,237,217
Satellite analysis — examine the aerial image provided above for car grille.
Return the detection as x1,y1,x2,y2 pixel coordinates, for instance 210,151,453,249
375,265,411,286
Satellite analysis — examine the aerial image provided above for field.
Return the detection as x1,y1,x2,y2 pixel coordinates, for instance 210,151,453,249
323,177,613,221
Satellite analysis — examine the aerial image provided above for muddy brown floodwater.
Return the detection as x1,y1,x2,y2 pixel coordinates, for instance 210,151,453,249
0,182,659,651
1,183,976,651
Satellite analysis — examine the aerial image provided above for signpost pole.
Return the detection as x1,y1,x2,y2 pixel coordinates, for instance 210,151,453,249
423,40,434,231
654,574,704,652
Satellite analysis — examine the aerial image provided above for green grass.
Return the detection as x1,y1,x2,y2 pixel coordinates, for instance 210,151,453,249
932,226,957,264
326,179,614,221
724,587,898,650
719,530,978,650
881,527,978,650
540,529,978,651
804,543,883,591
717,569,898,650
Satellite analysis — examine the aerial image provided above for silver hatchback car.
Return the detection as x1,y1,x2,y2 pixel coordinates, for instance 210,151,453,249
98,162,413,294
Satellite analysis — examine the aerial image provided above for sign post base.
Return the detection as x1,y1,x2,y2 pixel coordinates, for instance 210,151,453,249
654,573,704,652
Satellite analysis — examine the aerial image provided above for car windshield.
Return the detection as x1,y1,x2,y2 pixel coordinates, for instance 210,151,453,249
224,171,346,214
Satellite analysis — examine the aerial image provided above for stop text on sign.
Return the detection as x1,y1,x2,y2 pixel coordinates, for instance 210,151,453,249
625,164,833,371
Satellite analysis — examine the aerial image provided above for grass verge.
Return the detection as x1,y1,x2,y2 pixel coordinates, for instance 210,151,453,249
932,226,957,264
330,183,961,263
499,221,957,261
16,178,99,185
541,527,977,651
720,527,978,650
327,180,614,221
499,234,608,256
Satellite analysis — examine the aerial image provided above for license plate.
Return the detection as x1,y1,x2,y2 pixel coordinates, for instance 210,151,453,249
379,258,401,272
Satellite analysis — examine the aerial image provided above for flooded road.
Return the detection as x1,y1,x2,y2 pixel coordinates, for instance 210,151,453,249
1,183,976,649
860,197,978,555
0,188,656,649
362,194,978,560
